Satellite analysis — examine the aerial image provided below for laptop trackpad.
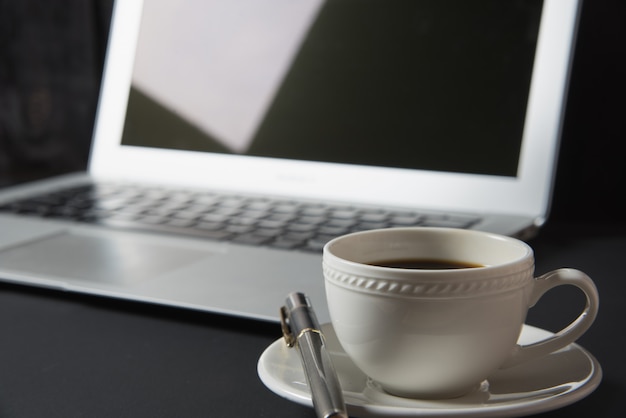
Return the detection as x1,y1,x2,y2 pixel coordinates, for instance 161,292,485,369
0,232,212,284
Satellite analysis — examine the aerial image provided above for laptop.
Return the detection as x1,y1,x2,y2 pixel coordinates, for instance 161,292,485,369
0,0,581,323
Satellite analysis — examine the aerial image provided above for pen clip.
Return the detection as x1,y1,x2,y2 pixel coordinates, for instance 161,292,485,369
280,305,296,347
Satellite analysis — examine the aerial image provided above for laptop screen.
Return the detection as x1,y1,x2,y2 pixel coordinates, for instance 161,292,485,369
120,0,544,178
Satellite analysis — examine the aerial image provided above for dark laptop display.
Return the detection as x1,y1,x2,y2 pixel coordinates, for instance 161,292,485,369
122,0,543,177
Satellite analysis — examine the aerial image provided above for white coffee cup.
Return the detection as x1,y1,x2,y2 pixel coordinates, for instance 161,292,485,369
323,227,599,399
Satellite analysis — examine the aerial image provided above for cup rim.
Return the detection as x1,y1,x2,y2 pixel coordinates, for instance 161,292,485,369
323,227,534,284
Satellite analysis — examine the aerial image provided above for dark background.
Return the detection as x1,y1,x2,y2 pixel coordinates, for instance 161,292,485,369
0,2,624,417
0,0,112,187
1,0,624,226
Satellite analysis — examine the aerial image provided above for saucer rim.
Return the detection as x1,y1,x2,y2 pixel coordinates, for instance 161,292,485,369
257,323,602,418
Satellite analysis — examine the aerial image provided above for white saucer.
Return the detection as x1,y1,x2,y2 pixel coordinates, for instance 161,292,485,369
258,323,602,418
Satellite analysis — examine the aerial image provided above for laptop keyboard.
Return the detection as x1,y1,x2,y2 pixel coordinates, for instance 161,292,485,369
0,183,479,253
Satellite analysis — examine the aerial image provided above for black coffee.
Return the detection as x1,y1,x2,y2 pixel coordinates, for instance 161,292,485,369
368,258,484,270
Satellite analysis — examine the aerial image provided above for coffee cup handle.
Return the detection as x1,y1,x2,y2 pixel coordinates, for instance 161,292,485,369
502,268,599,368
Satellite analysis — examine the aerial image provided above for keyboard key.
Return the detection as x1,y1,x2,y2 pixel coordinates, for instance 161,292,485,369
225,224,253,234
300,205,328,216
318,225,350,236
354,221,389,230
228,217,258,226
106,212,140,222
273,203,300,213
245,200,274,211
238,209,268,219
258,219,287,229
165,218,196,228
329,208,359,219
200,213,230,223
287,222,318,233
254,228,283,237
171,209,203,220
389,214,421,226
359,212,389,223
216,197,247,208
196,221,224,231
211,206,241,216
294,215,326,225
268,211,298,220
324,219,356,228
306,234,338,251
136,215,168,225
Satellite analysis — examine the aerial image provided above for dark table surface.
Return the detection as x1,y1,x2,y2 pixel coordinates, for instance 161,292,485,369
0,220,624,417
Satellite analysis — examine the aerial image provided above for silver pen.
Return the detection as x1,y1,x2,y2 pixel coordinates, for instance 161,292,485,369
280,292,348,418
